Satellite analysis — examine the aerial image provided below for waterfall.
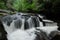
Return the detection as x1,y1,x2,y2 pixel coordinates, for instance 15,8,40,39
7,26,58,40
2,13,44,34
1,13,59,40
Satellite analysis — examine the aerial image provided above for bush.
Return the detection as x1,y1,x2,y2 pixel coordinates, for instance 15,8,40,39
12,0,44,12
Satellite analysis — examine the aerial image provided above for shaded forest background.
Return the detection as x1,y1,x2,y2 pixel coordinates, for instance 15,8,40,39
0,0,60,22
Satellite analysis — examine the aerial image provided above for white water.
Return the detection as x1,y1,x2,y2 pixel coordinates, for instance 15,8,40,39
7,29,36,40
2,13,44,34
20,19,25,30
2,13,59,40
37,26,58,35
7,26,58,40
3,20,16,34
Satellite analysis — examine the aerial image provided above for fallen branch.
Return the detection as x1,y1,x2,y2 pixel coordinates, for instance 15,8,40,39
0,9,12,13
0,9,16,15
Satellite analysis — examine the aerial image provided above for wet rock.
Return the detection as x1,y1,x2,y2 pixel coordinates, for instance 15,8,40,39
0,17,7,40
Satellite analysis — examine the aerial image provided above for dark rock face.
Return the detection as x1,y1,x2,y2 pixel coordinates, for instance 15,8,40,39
57,23,60,31
51,35,60,40
2,15,13,26
0,19,7,40
35,29,50,40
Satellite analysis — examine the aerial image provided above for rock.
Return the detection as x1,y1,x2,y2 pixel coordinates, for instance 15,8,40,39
0,17,7,40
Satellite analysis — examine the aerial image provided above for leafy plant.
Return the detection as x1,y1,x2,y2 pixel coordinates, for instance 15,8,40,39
0,0,60,13
12,0,44,12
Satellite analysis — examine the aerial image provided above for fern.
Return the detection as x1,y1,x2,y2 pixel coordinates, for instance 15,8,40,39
12,0,44,12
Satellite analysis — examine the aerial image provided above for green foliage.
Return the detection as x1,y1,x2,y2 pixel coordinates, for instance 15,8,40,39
0,0,60,13
12,0,28,12
0,0,6,9
12,0,44,12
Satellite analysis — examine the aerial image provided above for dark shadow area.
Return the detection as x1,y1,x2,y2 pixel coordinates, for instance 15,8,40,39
0,17,7,40
51,35,60,40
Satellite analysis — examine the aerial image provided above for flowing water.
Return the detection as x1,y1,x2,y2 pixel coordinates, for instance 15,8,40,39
2,13,44,34
1,13,59,40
